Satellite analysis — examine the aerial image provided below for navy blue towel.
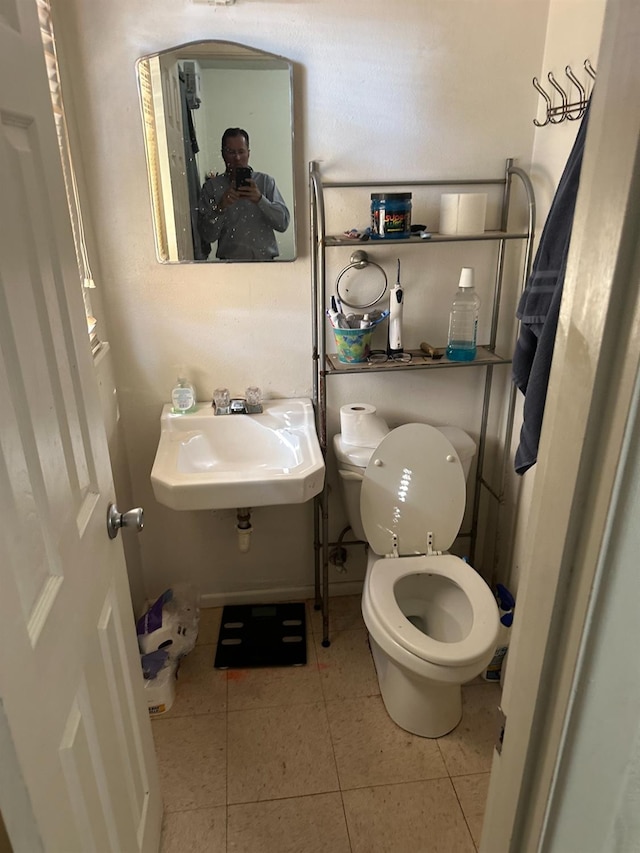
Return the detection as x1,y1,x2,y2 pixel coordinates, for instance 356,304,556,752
513,101,591,474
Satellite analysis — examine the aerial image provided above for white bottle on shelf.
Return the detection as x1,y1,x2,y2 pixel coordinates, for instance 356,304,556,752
446,267,480,362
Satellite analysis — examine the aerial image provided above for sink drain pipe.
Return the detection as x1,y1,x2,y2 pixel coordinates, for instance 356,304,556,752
236,508,252,553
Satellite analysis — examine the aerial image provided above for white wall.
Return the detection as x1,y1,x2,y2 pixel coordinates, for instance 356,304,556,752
505,0,606,595
54,0,601,606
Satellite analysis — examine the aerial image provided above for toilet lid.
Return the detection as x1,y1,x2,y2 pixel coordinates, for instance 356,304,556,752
360,423,465,556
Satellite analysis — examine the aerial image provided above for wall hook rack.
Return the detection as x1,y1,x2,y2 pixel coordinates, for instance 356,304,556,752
533,59,596,126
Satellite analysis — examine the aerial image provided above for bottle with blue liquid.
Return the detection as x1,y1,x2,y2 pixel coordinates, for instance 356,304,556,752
484,583,515,682
446,267,480,361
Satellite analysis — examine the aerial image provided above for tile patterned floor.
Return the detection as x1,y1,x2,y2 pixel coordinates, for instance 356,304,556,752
153,595,500,853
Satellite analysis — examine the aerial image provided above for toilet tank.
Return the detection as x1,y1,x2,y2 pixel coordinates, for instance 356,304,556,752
433,426,477,482
333,425,477,542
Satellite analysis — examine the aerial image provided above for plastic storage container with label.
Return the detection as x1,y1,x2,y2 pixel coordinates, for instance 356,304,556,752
370,193,412,239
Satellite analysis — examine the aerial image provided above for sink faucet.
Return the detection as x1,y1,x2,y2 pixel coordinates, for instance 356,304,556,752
213,387,263,415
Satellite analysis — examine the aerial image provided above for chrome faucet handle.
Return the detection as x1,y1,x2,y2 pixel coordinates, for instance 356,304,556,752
213,387,230,414
244,386,263,413
245,386,262,406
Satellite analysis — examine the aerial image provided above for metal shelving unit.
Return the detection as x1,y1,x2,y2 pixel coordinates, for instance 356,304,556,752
309,158,536,646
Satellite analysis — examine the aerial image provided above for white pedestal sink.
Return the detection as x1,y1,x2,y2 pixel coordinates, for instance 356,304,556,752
150,398,325,511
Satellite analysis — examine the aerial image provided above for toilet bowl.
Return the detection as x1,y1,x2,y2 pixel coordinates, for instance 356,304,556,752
333,421,499,738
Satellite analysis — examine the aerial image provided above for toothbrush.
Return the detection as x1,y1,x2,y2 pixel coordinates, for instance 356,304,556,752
326,307,350,329
326,308,340,327
360,309,390,329
388,259,404,354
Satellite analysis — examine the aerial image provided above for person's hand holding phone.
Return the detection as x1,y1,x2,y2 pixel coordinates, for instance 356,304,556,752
219,185,238,210
234,167,262,204
219,168,261,210
236,178,262,204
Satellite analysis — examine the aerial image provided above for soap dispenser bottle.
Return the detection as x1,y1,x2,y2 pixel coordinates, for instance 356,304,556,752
171,369,197,414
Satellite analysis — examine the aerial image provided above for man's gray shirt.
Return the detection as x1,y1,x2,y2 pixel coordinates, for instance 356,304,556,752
198,171,290,260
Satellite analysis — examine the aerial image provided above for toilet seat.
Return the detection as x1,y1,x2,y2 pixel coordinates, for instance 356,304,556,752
367,553,499,667
360,423,466,557
360,423,495,668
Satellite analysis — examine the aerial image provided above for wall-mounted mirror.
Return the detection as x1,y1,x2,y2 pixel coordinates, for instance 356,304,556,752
136,41,296,263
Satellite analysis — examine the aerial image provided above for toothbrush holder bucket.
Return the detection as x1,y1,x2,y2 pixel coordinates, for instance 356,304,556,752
333,327,373,363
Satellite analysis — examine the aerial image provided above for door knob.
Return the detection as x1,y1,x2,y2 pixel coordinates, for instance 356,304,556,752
107,503,144,539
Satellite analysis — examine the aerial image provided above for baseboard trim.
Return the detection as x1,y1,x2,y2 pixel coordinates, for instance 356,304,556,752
199,580,364,609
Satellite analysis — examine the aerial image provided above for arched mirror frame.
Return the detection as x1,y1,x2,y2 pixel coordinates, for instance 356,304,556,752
136,40,296,264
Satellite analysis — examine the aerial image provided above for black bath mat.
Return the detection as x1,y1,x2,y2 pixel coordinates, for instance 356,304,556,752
214,602,307,669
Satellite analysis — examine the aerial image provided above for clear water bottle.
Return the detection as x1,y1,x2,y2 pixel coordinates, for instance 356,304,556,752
446,267,480,361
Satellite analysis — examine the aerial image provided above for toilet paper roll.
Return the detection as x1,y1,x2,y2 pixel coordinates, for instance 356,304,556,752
340,403,389,448
439,193,487,235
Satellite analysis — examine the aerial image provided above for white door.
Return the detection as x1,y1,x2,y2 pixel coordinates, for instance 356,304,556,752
481,1,640,849
0,3,162,851
157,53,194,261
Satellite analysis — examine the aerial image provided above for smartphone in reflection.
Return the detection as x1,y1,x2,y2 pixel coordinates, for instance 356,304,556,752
235,167,252,190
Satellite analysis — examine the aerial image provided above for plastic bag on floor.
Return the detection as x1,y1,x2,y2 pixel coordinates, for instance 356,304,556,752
141,649,170,680
137,583,200,660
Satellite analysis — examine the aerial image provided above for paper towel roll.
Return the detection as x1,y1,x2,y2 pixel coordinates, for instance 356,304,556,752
458,193,487,233
439,193,487,235
439,193,461,235
340,403,389,448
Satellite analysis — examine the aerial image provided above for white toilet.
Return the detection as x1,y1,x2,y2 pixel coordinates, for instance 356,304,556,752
333,420,500,738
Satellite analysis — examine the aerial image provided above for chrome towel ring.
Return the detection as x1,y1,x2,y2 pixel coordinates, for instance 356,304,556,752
335,250,388,309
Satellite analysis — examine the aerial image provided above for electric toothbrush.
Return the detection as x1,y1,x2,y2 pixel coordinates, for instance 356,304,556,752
388,259,404,354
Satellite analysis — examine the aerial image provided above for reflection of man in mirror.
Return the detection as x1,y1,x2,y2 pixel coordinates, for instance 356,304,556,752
198,128,290,260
